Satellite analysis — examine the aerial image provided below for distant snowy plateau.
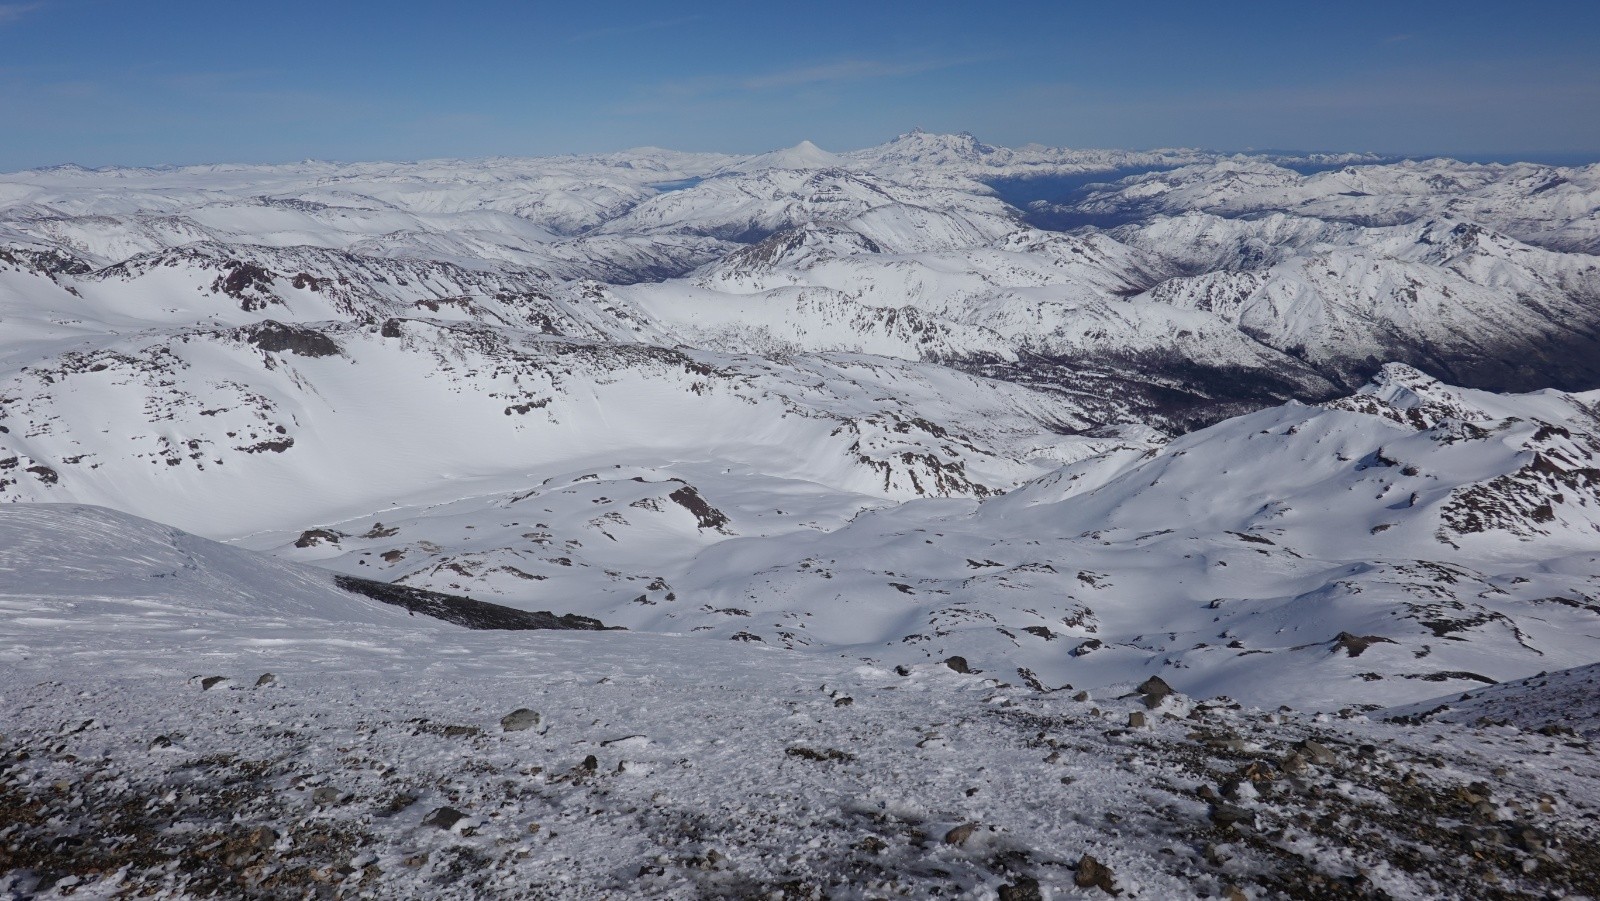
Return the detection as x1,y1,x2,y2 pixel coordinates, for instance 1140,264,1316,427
4,132,1600,898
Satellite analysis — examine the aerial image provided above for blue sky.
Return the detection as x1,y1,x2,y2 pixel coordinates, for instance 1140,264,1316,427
1,0,1597,168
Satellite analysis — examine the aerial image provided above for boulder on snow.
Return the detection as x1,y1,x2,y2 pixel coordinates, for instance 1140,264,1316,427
1209,802,1256,830
501,708,541,732
1294,739,1338,767
1138,675,1177,708
1332,632,1397,658
422,806,468,831
999,876,1043,901
942,822,979,846
1075,854,1118,894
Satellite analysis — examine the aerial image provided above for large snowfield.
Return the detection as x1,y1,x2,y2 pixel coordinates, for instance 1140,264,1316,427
3,133,1600,898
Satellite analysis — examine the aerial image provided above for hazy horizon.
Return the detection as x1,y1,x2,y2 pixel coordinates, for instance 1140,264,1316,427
2,0,1597,170
7,135,1599,175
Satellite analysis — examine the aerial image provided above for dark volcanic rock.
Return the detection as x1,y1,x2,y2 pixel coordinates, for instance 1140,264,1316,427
212,260,277,310
667,485,731,531
942,823,979,846
333,574,617,631
294,528,344,548
1137,675,1175,707
240,320,341,357
1333,632,1397,658
421,806,467,831
1209,802,1256,830
1075,854,1118,894
999,876,1043,901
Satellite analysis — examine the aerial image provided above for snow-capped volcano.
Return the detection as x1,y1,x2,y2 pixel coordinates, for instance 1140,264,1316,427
714,139,844,174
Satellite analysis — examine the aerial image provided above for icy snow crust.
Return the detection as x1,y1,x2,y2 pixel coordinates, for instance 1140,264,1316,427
4,132,1600,896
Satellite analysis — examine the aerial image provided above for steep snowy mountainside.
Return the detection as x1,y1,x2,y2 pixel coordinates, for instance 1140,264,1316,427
1110,211,1364,272
0,313,1098,537
613,214,1350,428
598,170,1599,417
608,272,1337,433
694,216,1156,293
0,240,651,357
1060,158,1600,253
1128,214,1600,391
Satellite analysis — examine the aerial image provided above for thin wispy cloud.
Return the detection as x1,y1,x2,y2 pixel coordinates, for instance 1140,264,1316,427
158,68,284,95
739,57,978,91
565,15,702,45
637,54,986,104
0,2,45,25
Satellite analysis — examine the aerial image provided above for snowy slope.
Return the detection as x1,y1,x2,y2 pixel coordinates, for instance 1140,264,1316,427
4,502,1600,898
5,134,1600,897
3,135,1600,711
1062,158,1600,253
563,366,1600,710
1126,214,1600,390
0,503,422,627
1386,661,1600,738
172,367,1599,713
0,313,1100,535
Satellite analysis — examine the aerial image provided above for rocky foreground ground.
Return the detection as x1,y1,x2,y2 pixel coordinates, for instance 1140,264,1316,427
3,648,1598,900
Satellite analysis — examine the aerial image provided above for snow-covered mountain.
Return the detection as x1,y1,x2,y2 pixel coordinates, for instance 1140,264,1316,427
188,363,1592,711
1121,213,1600,391
5,132,1600,897
3,132,1600,712
1053,157,1600,253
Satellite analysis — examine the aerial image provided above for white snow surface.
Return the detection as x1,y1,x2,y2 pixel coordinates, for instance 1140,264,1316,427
4,502,1600,898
